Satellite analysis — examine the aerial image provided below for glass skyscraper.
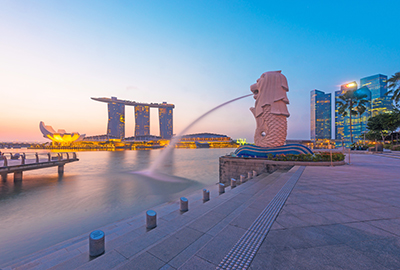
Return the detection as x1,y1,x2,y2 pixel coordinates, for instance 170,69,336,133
360,74,392,117
335,82,358,143
360,74,387,101
310,90,331,140
335,74,392,145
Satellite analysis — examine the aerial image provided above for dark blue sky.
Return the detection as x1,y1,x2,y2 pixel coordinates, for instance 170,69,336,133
1,1,399,141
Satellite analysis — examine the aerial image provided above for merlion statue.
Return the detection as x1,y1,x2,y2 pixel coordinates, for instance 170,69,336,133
250,71,290,148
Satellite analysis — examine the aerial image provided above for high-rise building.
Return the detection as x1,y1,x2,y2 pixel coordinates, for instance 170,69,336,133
361,74,392,116
335,82,358,143
107,97,125,139
159,104,173,139
310,90,331,140
135,105,150,137
360,74,387,101
334,74,393,145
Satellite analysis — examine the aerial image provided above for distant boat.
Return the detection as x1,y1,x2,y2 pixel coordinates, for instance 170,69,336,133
195,142,210,148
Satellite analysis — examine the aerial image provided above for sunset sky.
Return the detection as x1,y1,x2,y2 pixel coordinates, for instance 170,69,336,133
1,1,399,142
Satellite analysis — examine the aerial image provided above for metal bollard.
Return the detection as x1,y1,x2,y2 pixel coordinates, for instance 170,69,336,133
240,175,245,184
89,230,105,257
231,178,237,188
253,170,257,177
248,172,252,180
203,189,210,202
219,183,225,194
146,210,157,229
180,197,188,212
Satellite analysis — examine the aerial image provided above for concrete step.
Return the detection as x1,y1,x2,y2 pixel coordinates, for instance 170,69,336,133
3,166,301,270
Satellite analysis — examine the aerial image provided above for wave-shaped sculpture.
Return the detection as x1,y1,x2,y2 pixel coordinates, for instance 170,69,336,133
234,144,313,158
39,121,85,143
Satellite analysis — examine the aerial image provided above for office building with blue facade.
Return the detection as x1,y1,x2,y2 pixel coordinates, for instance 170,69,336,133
334,74,392,145
310,90,331,140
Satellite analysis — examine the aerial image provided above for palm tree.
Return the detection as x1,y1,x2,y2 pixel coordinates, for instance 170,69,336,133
386,72,400,107
356,99,369,142
337,90,368,143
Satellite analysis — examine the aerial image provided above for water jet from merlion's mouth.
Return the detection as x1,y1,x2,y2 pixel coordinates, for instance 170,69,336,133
134,94,253,180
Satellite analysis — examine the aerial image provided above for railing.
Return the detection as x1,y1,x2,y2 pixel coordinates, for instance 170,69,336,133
0,152,78,167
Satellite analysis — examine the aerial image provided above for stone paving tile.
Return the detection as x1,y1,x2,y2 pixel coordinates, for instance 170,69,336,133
315,210,359,224
76,250,127,270
147,227,203,263
338,207,383,222
229,206,263,230
345,221,398,240
249,246,296,270
168,233,213,269
289,226,342,248
10,248,69,270
274,213,311,228
187,210,226,233
365,206,400,219
115,228,170,259
114,251,166,270
316,244,388,270
28,249,82,270
159,264,176,270
367,218,400,236
294,212,333,226
280,204,313,214
346,238,400,269
48,253,89,270
196,224,246,265
178,255,216,270
106,230,143,251
260,229,312,250
270,220,284,230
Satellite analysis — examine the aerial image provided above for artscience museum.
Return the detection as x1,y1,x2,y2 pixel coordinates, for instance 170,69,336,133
39,121,85,144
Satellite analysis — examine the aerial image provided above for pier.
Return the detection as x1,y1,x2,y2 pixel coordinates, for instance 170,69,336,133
0,152,79,181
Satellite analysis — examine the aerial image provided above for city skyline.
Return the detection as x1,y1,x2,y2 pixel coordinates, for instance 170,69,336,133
1,1,399,142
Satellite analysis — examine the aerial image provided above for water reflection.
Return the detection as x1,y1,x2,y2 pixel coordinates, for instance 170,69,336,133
0,148,232,266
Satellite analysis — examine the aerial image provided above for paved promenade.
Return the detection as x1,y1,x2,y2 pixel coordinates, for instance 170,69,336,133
3,153,400,269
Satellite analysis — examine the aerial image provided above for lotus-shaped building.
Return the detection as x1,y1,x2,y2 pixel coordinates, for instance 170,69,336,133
39,121,85,144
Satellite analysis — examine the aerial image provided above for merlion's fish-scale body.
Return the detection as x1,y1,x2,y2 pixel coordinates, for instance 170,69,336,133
250,71,290,148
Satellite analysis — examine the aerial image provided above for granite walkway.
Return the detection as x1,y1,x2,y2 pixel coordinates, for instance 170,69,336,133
3,153,400,269
251,153,400,269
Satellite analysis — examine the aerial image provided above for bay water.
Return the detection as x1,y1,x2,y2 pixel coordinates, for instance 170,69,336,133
0,148,234,265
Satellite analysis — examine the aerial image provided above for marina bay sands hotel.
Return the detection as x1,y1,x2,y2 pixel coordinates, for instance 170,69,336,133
92,97,174,140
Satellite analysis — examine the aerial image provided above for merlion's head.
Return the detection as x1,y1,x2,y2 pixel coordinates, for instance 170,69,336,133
250,70,290,118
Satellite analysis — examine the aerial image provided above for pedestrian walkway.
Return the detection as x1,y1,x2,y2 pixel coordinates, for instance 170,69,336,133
3,154,400,269
251,154,400,269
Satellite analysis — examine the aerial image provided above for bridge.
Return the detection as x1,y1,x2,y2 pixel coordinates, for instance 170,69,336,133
0,152,79,181
92,97,174,140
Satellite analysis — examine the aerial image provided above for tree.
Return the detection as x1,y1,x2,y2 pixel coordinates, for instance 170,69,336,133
355,99,369,142
366,112,400,142
337,89,368,143
386,72,400,107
